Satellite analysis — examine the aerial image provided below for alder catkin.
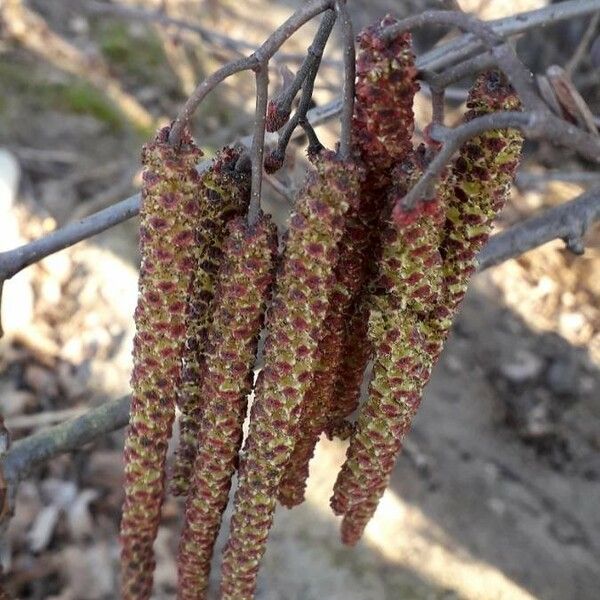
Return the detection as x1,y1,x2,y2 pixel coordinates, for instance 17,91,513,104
334,72,523,545
120,126,202,599
177,214,277,600
330,151,445,525
219,152,362,600
171,147,251,498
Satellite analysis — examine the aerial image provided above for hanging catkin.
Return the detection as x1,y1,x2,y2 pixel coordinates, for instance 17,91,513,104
219,151,363,599
177,214,277,599
171,147,251,497
324,17,419,439
330,150,445,528
276,19,420,508
120,126,202,599
333,72,523,545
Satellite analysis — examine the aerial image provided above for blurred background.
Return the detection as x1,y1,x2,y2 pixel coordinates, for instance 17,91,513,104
1,0,600,598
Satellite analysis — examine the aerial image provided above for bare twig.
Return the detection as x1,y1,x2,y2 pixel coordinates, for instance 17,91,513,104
263,173,295,205
269,10,336,129
516,170,600,189
423,51,496,91
383,10,545,113
0,395,130,522
0,194,140,283
248,63,270,226
268,11,335,167
430,87,446,125
422,0,600,72
566,12,599,76
478,188,600,269
335,0,355,159
169,0,333,145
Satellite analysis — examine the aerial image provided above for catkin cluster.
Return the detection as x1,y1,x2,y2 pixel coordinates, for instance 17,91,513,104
120,15,523,600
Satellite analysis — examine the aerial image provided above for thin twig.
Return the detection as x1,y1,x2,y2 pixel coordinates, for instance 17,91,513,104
270,12,335,166
423,51,497,91
335,0,355,159
383,10,545,113
422,0,600,72
403,110,600,208
270,10,336,129
478,188,600,269
168,0,333,145
263,173,295,205
430,87,446,125
248,63,270,226
565,12,600,76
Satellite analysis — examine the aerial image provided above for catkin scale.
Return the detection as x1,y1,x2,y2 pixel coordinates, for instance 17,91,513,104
171,148,251,497
219,152,362,599
120,126,203,599
177,215,277,599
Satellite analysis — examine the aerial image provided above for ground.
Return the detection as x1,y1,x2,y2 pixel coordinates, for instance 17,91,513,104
0,1,599,599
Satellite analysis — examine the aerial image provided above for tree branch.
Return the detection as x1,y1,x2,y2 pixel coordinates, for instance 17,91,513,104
403,111,600,209
168,0,333,145
422,0,600,72
248,62,270,226
335,0,355,159
477,188,600,270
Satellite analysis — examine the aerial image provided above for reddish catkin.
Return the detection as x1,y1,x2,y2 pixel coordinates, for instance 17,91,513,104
171,148,251,497
334,73,523,545
277,186,377,507
177,215,277,600
323,19,420,440
278,22,420,507
219,152,362,600
331,151,446,541
120,126,202,599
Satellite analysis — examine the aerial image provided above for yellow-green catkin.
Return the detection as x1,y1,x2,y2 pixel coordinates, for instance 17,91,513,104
330,150,445,544
120,126,202,599
219,152,363,599
334,72,523,545
171,147,251,497
177,215,277,600
440,71,523,316
276,20,421,509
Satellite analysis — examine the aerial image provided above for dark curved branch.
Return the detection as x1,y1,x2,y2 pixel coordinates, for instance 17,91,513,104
477,188,600,270
335,0,355,159
169,0,333,145
403,111,600,209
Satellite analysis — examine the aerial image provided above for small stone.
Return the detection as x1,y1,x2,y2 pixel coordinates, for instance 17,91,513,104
500,349,543,383
24,364,59,397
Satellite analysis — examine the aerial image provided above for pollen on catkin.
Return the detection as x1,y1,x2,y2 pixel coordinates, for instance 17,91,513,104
334,72,523,544
120,125,203,600
330,151,445,526
171,147,251,498
177,214,277,600
219,151,362,600
322,18,420,441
